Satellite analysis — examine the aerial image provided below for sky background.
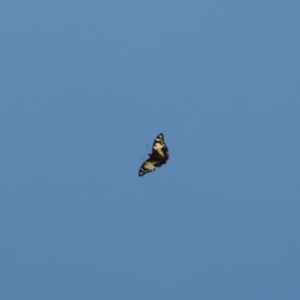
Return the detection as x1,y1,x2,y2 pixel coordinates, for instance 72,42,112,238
1,1,299,299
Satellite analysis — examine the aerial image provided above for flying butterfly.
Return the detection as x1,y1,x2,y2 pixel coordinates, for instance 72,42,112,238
138,133,169,177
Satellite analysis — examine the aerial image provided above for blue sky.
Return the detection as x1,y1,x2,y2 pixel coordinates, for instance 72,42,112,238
1,1,299,299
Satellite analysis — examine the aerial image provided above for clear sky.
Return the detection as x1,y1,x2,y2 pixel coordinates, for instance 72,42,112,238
1,1,299,299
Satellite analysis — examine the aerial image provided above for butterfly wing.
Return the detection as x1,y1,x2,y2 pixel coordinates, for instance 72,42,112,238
138,159,157,176
151,133,169,160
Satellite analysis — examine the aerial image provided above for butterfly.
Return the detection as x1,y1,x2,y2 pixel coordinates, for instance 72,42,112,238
138,133,169,176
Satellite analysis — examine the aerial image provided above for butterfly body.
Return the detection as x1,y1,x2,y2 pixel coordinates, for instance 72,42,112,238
138,133,169,177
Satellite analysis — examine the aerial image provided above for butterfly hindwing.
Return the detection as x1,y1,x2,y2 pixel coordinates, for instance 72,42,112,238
138,133,169,177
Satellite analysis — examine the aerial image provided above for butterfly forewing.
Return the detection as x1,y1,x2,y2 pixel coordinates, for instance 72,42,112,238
138,160,156,176
152,134,168,158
